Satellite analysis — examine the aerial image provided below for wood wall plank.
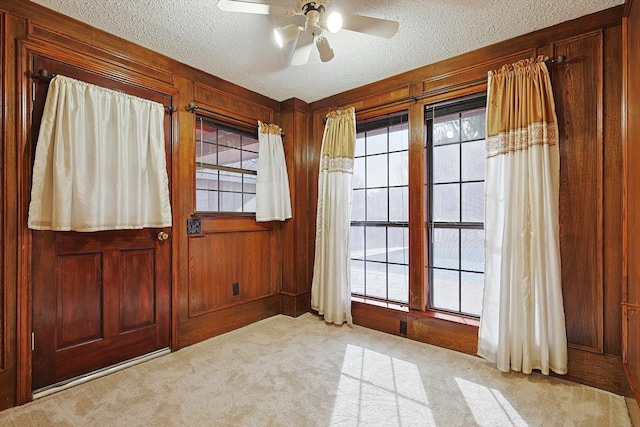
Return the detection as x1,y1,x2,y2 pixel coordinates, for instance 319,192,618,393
603,25,623,357
554,31,605,353
188,229,275,316
280,99,312,316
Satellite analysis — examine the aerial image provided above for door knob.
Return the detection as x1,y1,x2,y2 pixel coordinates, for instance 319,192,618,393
157,231,169,241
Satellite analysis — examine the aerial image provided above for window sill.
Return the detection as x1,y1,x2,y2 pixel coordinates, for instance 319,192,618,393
351,296,409,312
351,295,479,328
412,309,480,328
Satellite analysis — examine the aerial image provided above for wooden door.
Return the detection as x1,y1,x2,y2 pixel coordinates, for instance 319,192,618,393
31,229,170,390
29,56,172,391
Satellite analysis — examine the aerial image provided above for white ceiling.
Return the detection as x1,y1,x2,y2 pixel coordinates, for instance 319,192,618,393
29,0,624,103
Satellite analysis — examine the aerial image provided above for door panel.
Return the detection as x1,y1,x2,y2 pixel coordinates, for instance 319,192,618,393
120,249,157,332
56,252,103,348
29,55,172,391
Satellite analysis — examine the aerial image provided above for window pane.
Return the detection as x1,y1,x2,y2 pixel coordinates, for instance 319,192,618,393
196,169,219,190
220,191,242,212
219,170,243,192
365,227,386,262
242,136,259,152
389,187,408,222
432,184,460,222
243,174,256,193
196,141,217,164
389,151,408,187
461,229,484,272
352,189,366,222
432,228,459,269
461,140,485,181
366,154,388,188
462,182,484,222
432,269,459,312
388,264,408,303
432,144,460,183
433,114,460,146
218,130,241,148
366,128,387,155
218,147,242,169
461,272,484,316
350,226,365,259
365,261,387,299
388,227,408,265
351,260,365,295
355,133,366,157
196,189,213,212
353,157,366,189
366,189,388,221
242,151,258,171
243,193,256,212
461,108,486,141
389,123,408,152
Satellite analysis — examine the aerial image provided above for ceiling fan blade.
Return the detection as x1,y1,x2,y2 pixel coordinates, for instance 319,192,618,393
291,32,313,66
340,12,399,38
217,0,290,16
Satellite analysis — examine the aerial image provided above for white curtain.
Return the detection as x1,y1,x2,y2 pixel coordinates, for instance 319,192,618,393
478,57,568,375
311,107,356,325
256,121,292,222
28,75,172,232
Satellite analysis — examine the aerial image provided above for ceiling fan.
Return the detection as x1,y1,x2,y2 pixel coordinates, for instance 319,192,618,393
217,0,399,65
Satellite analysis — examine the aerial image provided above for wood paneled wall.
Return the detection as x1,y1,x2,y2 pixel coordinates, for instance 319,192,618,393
279,99,313,316
0,0,292,409
0,0,632,412
310,6,627,395
623,0,640,415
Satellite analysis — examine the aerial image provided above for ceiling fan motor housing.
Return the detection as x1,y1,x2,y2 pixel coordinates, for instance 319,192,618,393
300,1,326,36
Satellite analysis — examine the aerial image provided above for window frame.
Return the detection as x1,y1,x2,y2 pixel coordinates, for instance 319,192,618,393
350,111,410,306
194,114,260,215
425,95,487,318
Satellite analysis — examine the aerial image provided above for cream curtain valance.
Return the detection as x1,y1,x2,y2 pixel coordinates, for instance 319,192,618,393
28,75,172,232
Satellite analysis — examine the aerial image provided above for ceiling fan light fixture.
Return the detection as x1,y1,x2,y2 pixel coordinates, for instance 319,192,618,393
326,11,342,33
316,36,334,62
274,24,300,48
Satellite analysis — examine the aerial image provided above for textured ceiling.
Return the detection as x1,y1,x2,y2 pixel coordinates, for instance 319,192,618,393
29,0,623,103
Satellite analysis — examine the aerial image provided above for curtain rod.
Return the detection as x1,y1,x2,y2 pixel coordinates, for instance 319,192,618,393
324,55,567,123
186,102,285,137
28,68,177,114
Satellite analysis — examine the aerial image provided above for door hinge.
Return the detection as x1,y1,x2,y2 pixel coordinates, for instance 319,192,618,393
31,332,35,351
32,80,37,102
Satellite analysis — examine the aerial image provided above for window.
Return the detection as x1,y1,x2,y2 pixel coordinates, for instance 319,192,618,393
195,116,259,213
426,96,486,317
350,113,409,305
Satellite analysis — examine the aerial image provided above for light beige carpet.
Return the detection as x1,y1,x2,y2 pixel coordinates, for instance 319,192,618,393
0,313,632,426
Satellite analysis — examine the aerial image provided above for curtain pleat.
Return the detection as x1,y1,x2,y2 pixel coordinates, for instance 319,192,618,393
256,121,292,221
478,57,567,375
311,107,356,325
28,75,172,231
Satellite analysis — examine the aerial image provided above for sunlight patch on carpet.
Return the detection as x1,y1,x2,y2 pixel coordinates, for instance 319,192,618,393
330,344,435,425
455,376,527,426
